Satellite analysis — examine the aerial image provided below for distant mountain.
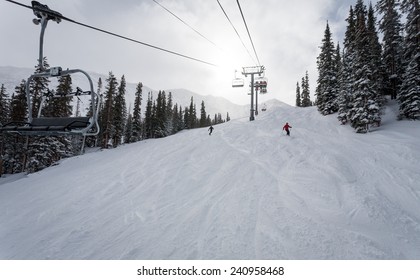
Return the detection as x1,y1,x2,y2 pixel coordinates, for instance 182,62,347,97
0,66,248,120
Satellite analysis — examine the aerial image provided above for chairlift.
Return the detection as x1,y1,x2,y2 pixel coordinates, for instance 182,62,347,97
232,70,244,88
261,103,267,111
232,78,245,87
0,1,100,137
254,76,268,94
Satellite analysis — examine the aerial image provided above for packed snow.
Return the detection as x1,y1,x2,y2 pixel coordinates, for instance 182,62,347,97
1,99,420,260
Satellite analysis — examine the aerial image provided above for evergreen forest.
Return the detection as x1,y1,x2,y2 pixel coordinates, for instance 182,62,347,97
0,69,229,175
313,0,419,133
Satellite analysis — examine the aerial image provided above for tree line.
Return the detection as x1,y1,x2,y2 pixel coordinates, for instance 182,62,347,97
295,71,314,108
0,67,229,175
314,0,419,133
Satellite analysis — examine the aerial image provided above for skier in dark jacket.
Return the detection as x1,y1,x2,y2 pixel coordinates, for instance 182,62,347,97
283,122,292,136
208,125,214,135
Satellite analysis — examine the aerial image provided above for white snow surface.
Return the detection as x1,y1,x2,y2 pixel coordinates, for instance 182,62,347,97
1,100,420,260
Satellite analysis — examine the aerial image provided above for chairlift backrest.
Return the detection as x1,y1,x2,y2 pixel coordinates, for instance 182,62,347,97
232,78,244,88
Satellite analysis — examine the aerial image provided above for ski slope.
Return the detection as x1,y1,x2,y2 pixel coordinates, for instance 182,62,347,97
1,100,420,259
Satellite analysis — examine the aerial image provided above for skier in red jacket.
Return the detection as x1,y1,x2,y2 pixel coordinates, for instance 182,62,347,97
283,122,292,136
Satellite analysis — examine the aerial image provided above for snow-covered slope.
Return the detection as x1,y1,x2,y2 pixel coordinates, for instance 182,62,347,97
1,100,420,260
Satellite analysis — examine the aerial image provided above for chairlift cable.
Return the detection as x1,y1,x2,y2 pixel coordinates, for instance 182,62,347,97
151,0,219,49
3,0,218,67
216,0,256,65
236,0,261,66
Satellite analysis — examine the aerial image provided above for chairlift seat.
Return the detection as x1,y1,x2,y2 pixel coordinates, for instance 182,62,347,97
0,117,91,135
31,117,90,130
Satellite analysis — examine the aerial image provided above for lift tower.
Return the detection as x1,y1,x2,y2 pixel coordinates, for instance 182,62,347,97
242,66,265,121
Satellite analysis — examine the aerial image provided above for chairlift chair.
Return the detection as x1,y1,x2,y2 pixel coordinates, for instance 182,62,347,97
254,76,268,94
232,78,245,88
261,104,267,111
231,70,244,88
0,1,100,137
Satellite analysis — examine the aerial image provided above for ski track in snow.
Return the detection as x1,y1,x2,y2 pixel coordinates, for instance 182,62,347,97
1,100,420,259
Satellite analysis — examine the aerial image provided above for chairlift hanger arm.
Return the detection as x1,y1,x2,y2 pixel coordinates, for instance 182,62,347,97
31,1,62,23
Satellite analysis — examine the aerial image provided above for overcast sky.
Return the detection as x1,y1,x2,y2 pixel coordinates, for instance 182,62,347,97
0,0,378,105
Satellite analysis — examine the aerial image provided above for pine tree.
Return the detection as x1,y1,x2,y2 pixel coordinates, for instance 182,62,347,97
0,84,10,176
171,103,180,134
0,84,10,126
41,75,72,118
301,71,312,107
200,100,207,127
30,58,50,118
113,75,127,146
348,0,381,133
131,82,143,142
2,81,28,174
316,22,338,114
124,112,133,144
184,106,191,129
101,72,118,148
155,90,168,138
367,3,386,104
398,0,420,119
10,80,28,123
295,82,301,107
377,0,404,100
338,6,357,125
166,92,174,134
188,97,196,129
176,105,184,132
144,92,154,138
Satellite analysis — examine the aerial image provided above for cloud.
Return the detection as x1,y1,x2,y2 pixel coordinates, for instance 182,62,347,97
0,0,368,106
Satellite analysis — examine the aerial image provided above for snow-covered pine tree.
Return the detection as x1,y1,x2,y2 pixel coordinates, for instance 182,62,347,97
171,103,180,134
367,3,386,106
166,92,174,134
177,105,184,132
30,58,50,118
187,97,196,129
131,82,143,142
54,75,73,117
200,100,207,127
316,22,338,115
155,90,168,138
301,71,312,107
113,75,127,146
144,92,154,138
0,84,9,126
0,84,10,176
377,0,404,100
10,81,27,123
338,6,357,125
295,82,301,107
124,112,133,144
349,0,381,133
398,0,420,119
2,81,28,174
101,72,118,148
